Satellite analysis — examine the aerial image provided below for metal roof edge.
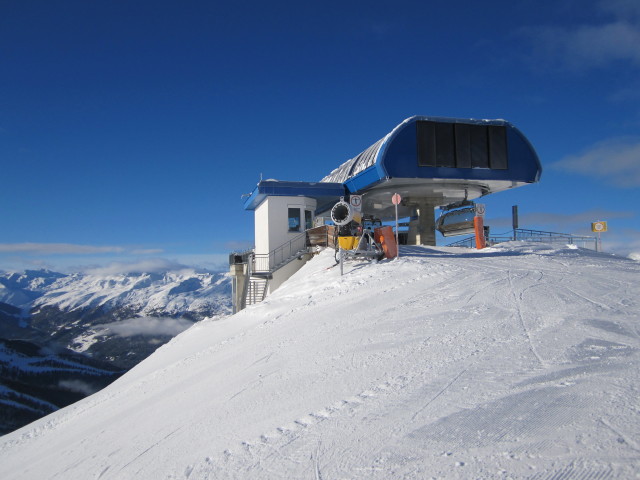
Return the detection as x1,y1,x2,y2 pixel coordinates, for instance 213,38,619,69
243,180,346,210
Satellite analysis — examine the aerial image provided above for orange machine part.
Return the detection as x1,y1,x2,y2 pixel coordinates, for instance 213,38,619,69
374,226,398,259
474,216,486,249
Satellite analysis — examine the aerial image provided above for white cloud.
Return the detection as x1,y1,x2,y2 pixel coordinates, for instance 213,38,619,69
102,317,193,337
602,228,640,257
488,208,634,230
84,258,191,275
521,3,640,71
552,138,640,187
82,254,230,275
599,0,640,20
0,243,125,255
564,22,640,68
169,253,230,271
525,210,633,226
130,248,165,255
224,240,253,252
58,380,98,396
608,84,640,102
0,251,229,275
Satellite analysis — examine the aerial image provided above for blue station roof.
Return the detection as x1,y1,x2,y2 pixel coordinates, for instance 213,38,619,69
320,116,542,219
243,180,346,212
322,115,541,192
244,116,542,220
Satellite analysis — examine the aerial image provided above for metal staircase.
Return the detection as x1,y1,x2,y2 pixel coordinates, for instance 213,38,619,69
245,275,269,306
234,226,335,311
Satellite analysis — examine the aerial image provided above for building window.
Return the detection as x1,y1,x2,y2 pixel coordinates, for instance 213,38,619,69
454,124,472,168
417,121,508,170
488,126,508,169
417,121,436,167
470,124,489,168
288,208,301,232
305,210,313,230
435,122,456,167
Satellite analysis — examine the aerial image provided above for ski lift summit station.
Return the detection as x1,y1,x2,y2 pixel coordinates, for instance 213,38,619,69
232,116,542,310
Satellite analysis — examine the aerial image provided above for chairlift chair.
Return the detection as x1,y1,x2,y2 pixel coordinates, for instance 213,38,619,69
436,205,477,237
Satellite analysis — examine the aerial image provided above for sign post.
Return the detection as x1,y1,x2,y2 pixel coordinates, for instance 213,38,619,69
350,195,362,224
349,195,362,212
392,193,402,257
591,221,607,252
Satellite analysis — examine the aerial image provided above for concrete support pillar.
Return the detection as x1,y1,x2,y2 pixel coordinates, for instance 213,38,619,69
407,201,437,246
230,263,248,313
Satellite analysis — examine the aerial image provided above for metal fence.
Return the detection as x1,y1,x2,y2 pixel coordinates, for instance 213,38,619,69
447,228,597,250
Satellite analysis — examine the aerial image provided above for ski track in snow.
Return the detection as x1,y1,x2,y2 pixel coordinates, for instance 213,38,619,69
1,243,639,479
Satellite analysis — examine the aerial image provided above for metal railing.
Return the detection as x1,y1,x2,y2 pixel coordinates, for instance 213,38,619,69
446,228,597,250
228,225,335,311
253,231,308,273
246,277,268,305
252,226,334,274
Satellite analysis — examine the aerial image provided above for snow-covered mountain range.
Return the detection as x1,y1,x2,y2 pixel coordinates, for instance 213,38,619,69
0,337,123,436
0,267,231,435
1,243,638,478
0,268,232,369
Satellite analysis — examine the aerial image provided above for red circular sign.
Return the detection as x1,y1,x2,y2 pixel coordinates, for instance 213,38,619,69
392,193,402,205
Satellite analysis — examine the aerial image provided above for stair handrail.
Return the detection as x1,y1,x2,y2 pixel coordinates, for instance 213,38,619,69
238,226,333,310
252,226,333,274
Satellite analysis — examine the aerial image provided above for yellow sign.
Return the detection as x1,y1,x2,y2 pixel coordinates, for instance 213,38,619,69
591,221,608,233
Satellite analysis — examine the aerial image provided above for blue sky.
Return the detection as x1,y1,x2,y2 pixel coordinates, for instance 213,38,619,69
1,0,639,272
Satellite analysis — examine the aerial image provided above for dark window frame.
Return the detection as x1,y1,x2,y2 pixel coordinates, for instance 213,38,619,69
417,121,509,170
304,210,313,230
288,207,301,232
417,121,436,167
488,126,508,169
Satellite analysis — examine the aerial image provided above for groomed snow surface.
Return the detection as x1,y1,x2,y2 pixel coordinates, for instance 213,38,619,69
1,243,639,479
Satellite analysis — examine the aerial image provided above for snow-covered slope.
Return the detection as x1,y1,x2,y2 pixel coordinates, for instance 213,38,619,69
0,243,638,479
